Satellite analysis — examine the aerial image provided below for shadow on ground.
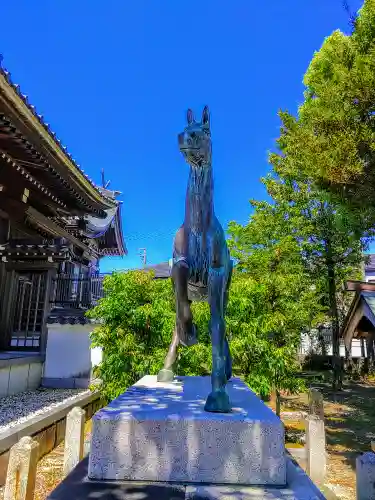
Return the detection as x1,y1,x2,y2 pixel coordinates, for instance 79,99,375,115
280,380,375,472
48,457,186,500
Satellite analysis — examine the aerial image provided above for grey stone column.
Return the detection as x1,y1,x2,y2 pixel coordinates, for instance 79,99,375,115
308,388,324,420
306,414,326,485
63,407,85,476
4,436,39,500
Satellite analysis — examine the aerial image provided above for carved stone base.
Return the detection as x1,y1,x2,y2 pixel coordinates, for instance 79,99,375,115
88,375,286,486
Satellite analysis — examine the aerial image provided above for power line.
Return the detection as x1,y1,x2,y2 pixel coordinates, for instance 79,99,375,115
124,229,176,242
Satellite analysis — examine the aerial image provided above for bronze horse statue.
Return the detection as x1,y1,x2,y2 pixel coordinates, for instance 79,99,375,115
157,106,233,413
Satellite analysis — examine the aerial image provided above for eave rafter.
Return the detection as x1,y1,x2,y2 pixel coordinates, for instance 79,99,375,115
0,150,67,210
25,206,98,257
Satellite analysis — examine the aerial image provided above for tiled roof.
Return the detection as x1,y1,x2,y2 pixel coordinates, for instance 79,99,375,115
0,61,116,210
362,291,375,317
1,150,68,209
46,308,98,325
85,206,127,256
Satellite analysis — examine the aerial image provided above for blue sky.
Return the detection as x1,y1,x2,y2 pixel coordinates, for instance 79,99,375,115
1,1,364,271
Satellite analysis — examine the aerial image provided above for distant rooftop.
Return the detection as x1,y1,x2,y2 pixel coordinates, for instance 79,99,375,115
143,262,171,279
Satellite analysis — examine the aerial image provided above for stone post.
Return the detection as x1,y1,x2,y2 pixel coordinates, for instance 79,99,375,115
4,436,39,500
63,406,85,477
356,452,375,500
305,414,326,485
308,388,324,421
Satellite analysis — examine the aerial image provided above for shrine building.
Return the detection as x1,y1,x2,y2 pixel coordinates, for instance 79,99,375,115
0,63,126,394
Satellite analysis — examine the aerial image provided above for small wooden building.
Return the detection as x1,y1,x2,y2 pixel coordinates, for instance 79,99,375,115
341,280,375,364
0,63,126,393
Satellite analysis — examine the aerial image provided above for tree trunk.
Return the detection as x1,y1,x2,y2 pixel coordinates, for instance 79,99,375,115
344,344,353,375
275,389,281,417
325,231,342,391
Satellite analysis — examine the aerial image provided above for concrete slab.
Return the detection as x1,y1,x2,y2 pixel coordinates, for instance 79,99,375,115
47,456,326,500
186,457,326,499
0,367,10,399
88,376,286,485
27,362,43,390
7,364,29,396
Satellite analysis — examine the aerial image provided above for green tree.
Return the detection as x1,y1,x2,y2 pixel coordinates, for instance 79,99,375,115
263,0,375,387
268,117,373,388
228,201,323,414
274,0,375,217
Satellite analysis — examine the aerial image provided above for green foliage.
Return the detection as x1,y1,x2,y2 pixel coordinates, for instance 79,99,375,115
268,83,374,387
263,170,371,314
265,4,375,384
88,259,311,404
87,271,212,402
227,274,308,399
273,0,375,215
87,271,171,401
227,203,323,399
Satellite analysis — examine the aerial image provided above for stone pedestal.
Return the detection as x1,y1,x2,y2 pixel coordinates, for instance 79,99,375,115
88,376,286,486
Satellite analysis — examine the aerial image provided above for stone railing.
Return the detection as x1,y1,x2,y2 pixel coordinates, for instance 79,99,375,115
3,407,87,500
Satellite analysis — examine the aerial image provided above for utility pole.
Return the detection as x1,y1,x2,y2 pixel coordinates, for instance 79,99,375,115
139,248,147,267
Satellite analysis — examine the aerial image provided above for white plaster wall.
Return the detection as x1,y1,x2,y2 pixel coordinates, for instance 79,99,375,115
44,324,101,380
300,333,363,358
91,346,103,367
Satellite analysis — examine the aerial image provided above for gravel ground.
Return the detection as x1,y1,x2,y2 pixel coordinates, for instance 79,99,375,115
0,388,90,433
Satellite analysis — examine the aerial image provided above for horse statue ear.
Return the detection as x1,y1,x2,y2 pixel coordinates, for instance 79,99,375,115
187,108,195,125
202,106,210,128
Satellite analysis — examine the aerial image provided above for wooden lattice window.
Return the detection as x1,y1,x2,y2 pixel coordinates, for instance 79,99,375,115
10,272,47,349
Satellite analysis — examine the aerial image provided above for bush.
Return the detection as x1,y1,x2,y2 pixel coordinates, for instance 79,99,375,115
87,271,211,401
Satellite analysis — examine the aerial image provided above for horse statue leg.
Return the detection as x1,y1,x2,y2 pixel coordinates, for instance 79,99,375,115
205,265,231,413
223,260,233,381
157,324,179,382
157,258,197,382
